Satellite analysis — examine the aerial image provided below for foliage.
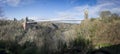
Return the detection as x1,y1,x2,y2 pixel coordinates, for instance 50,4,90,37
95,43,112,49
0,11,120,54
100,11,120,22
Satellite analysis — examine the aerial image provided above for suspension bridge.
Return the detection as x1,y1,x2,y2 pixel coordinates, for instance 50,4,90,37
36,19,84,22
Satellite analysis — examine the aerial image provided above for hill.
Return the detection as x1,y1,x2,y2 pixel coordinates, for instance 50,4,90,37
0,20,81,54
0,15,120,54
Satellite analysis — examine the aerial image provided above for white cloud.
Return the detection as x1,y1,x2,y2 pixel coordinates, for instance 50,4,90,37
0,0,34,7
7,0,21,6
55,0,120,21
97,0,120,14
68,0,78,4
97,0,120,5
0,0,21,6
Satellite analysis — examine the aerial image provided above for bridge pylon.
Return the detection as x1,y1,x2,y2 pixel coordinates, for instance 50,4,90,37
84,9,88,20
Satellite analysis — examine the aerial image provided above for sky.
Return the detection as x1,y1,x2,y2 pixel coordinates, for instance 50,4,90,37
0,0,120,22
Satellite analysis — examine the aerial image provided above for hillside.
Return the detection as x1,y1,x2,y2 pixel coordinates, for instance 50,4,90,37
0,20,80,54
0,16,120,54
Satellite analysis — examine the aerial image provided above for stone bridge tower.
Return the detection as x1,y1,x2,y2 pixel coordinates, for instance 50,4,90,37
84,9,88,20
23,17,28,30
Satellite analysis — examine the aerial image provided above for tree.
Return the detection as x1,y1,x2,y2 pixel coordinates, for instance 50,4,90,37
100,11,111,19
100,11,120,22
110,13,119,20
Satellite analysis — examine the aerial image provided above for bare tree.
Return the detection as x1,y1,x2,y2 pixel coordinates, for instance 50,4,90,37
110,13,119,20
100,11,111,19
100,11,120,22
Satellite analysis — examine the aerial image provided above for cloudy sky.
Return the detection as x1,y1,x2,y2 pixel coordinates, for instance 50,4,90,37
0,0,120,21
